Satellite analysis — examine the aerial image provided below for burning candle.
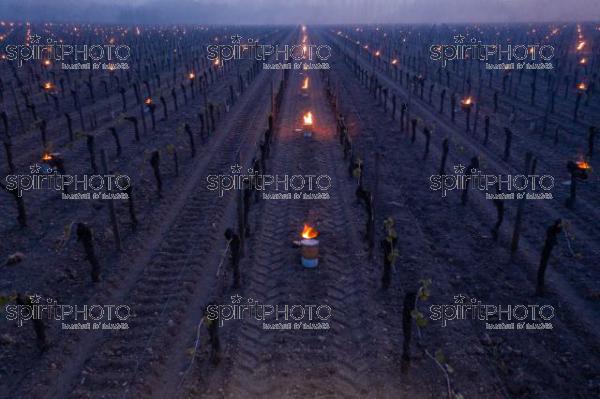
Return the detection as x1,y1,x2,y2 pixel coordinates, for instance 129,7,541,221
302,111,314,137
300,224,319,268
576,159,591,170
303,112,313,126
302,76,309,90
576,41,586,51
577,82,587,91
461,96,473,108
188,72,195,80
144,97,153,105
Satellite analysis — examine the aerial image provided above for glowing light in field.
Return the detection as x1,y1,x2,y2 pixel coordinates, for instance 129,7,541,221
301,224,318,239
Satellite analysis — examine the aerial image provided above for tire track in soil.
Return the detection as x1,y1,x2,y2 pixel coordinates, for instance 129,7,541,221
0,56,266,398
319,47,508,397
327,40,597,398
331,65,509,399
6,35,290,398
193,57,442,398
196,67,377,398
1,29,290,397
327,31,600,340
63,74,278,398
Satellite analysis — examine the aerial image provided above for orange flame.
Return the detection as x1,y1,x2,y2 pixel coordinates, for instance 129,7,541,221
579,58,587,65
461,96,473,106
391,59,398,65
43,59,51,66
144,97,153,105
576,41,586,51
577,82,587,91
301,224,318,239
303,111,313,126
213,58,220,66
41,152,53,161
42,82,53,90
576,160,591,170
375,50,380,57
188,72,195,80
302,76,309,90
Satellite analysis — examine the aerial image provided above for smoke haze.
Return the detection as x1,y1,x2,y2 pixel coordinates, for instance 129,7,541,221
0,0,599,24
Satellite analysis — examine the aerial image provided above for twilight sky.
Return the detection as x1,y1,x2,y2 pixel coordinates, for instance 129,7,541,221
1,0,599,24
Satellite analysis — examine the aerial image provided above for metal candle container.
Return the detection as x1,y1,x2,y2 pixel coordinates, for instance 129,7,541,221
300,238,319,268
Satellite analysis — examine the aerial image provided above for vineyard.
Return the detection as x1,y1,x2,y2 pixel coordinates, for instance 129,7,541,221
0,20,599,399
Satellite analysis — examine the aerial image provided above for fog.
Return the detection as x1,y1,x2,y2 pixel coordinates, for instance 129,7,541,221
1,0,599,24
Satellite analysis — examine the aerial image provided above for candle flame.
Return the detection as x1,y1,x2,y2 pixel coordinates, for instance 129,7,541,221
461,96,473,106
301,224,318,239
302,76,309,90
579,58,587,65
576,41,586,51
577,82,587,91
144,97,153,105
303,111,313,126
391,59,398,65
188,72,195,80
41,152,53,162
42,82,53,90
576,160,591,170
